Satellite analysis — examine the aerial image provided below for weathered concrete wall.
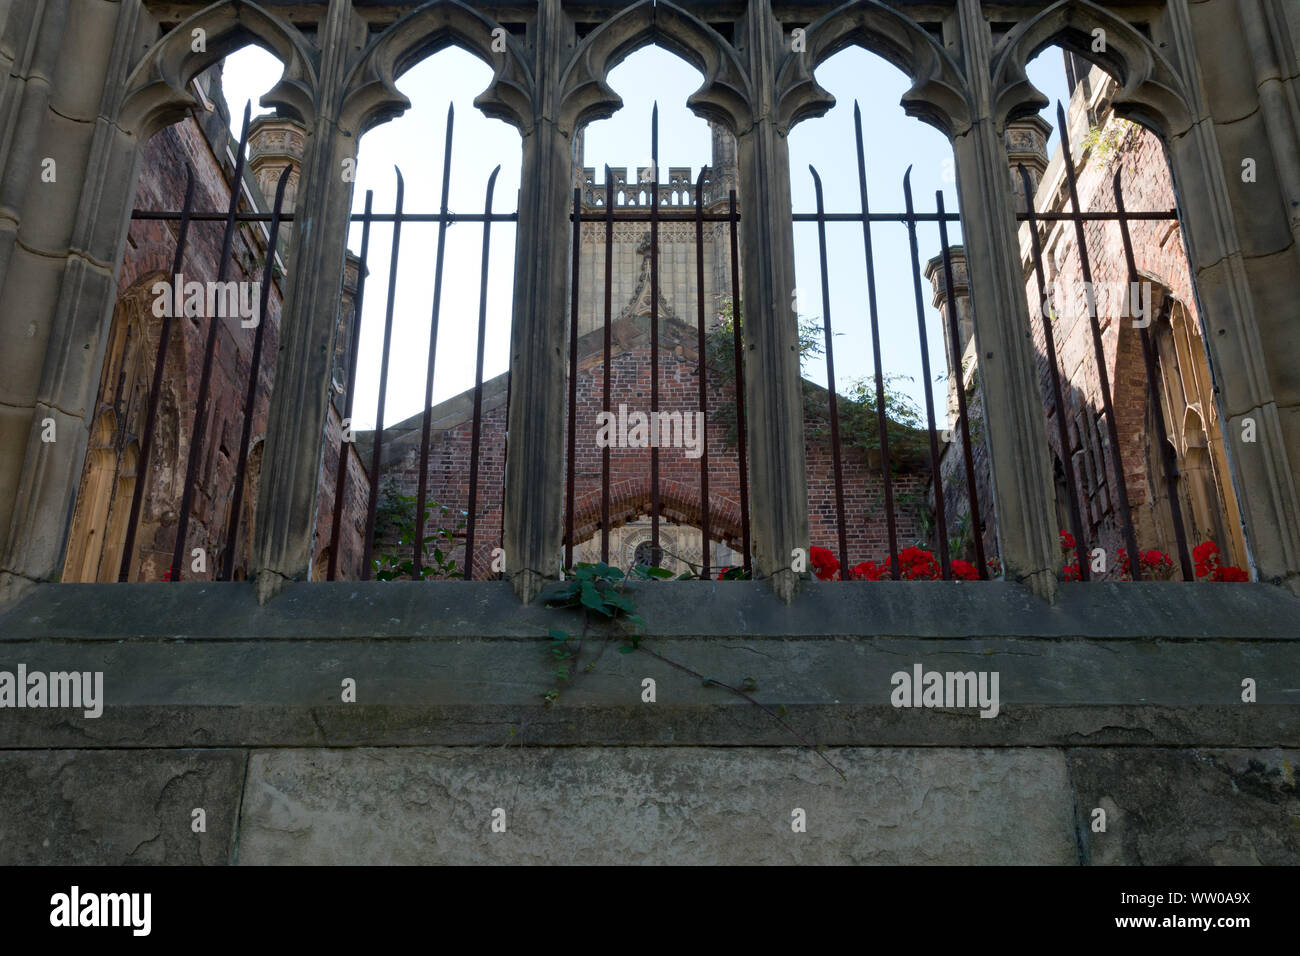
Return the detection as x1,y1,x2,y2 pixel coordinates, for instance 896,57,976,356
0,579,1297,863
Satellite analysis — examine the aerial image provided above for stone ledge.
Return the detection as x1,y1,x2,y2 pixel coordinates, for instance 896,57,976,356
1,578,1297,640
0,580,1296,748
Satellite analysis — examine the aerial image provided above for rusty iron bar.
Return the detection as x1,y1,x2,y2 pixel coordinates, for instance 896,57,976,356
360,167,406,581
694,167,712,577
1017,164,1090,582
853,103,899,579
222,164,292,581
132,212,518,222
649,103,661,567
462,165,501,581
809,165,851,578
170,102,253,582
327,189,375,581
728,189,751,574
498,367,511,578
601,166,615,564
565,182,581,571
118,166,196,582
935,190,988,579
1057,102,1142,579
414,104,456,580
1113,170,1195,582
902,166,951,580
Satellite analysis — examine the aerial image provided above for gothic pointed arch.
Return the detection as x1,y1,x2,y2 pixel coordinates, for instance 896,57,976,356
990,0,1193,137
119,1,316,141
782,0,972,137
557,0,753,136
339,0,534,136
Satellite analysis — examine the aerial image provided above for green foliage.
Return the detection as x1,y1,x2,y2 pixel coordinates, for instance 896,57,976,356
545,562,644,631
1080,118,1134,163
371,479,465,581
708,297,931,468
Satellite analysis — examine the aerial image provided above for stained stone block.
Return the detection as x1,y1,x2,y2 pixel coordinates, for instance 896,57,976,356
0,748,246,864
1069,748,1300,865
238,747,1077,865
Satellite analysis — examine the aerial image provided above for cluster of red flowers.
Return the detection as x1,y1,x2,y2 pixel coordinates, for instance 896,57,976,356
1059,530,1248,582
1193,540,1250,582
810,545,980,582
805,534,1251,584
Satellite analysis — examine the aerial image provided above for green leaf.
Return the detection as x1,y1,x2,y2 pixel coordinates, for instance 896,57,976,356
618,645,636,655
547,628,570,642
580,581,611,615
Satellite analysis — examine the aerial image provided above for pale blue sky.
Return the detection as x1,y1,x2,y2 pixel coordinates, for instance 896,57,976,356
220,41,1070,430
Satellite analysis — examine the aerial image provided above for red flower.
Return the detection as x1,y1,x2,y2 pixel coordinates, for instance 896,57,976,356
1193,540,1221,579
1211,565,1249,582
898,546,941,580
950,559,979,581
1059,530,1076,551
162,568,173,581
850,560,889,581
810,546,840,581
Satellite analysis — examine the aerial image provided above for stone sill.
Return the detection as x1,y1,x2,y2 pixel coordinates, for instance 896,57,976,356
0,580,1297,749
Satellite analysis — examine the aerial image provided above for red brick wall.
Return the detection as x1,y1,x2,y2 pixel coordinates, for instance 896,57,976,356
376,315,929,579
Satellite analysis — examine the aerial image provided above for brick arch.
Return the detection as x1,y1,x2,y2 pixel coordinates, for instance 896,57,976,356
119,1,315,141
990,0,1193,138
570,476,743,551
340,0,534,137
557,0,753,136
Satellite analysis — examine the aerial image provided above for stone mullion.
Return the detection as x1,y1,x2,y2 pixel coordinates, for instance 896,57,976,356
951,0,1059,598
0,0,146,595
1161,0,1300,589
503,0,570,602
735,0,808,602
251,0,364,598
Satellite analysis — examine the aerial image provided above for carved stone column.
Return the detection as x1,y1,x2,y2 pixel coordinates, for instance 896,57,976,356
251,0,367,599
951,0,1060,597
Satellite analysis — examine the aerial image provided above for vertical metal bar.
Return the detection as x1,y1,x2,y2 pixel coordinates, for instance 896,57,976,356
1057,102,1142,579
1017,164,1090,581
902,167,951,579
810,166,850,578
1113,170,1194,581
601,166,614,564
463,165,501,582
327,190,375,581
854,102,899,580
728,189,751,574
415,104,456,580
222,165,292,580
118,166,196,582
498,367,511,578
649,103,661,566
360,167,406,580
171,102,253,582
565,182,581,570
694,168,712,577
935,190,988,579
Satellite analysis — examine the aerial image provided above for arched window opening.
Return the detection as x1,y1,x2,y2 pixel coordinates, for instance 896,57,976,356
786,46,978,582
67,42,292,583
1012,44,1249,581
331,46,522,583
561,45,747,579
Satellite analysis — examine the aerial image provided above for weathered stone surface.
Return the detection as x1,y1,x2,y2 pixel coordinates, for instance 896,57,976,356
0,748,246,864
1069,748,1300,865
1,580,1296,748
238,746,1077,864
